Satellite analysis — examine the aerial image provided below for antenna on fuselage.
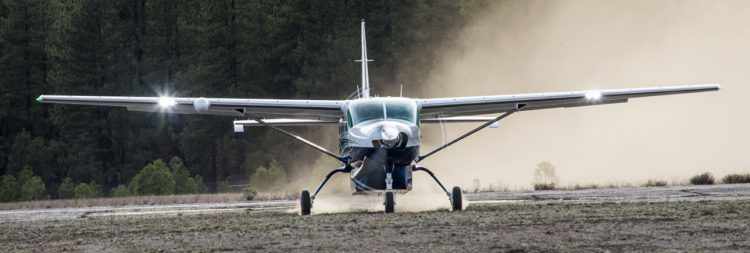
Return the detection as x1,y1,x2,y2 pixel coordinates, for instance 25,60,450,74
354,19,373,98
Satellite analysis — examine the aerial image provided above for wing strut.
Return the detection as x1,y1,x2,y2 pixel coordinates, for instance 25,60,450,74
254,119,348,163
417,106,522,162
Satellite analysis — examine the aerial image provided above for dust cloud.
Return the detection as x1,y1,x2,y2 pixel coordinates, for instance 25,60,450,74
306,171,458,214
412,0,748,189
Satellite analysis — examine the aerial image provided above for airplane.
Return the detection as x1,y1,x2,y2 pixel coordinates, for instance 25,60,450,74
37,20,720,215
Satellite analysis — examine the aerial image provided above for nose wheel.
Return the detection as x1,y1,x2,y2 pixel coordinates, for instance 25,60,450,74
384,192,395,213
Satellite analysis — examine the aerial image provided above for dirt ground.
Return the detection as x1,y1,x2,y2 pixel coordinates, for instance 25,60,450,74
2,199,749,252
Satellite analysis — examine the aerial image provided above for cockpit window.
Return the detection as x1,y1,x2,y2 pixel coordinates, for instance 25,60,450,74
385,101,416,123
348,99,417,125
349,100,384,125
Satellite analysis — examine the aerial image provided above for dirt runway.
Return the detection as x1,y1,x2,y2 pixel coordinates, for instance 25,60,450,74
2,184,750,252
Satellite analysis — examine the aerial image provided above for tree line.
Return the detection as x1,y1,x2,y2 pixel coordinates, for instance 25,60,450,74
0,156,206,201
0,0,488,201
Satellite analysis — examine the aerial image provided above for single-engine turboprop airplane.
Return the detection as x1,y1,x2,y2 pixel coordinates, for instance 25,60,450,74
38,20,719,215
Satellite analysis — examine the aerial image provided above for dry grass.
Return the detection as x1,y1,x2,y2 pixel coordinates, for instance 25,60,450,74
643,180,668,187
551,182,635,191
722,174,750,184
0,192,297,210
533,183,556,191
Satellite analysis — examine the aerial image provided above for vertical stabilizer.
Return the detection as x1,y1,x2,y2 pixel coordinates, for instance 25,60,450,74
358,19,372,98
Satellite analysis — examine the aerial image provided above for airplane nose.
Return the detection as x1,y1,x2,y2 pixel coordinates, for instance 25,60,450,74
380,125,400,141
376,124,407,149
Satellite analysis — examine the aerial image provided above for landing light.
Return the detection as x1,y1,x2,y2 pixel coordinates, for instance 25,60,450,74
158,96,177,108
584,90,602,101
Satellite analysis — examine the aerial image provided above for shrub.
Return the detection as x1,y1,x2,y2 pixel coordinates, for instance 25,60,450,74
58,177,75,199
0,175,19,202
17,165,34,186
689,172,715,185
170,156,198,194
129,159,176,195
243,187,257,201
532,161,558,191
73,182,99,199
643,180,668,187
722,174,750,184
249,160,288,191
533,183,556,191
20,176,47,201
111,185,130,197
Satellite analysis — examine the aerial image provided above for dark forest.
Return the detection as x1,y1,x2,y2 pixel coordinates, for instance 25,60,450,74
0,0,488,200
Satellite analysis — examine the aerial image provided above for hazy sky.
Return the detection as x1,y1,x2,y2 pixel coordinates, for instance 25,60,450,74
414,0,747,189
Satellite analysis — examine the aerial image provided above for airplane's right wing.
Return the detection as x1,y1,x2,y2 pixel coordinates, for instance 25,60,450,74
418,84,719,118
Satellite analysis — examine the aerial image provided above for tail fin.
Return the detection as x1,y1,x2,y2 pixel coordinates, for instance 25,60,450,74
357,19,372,98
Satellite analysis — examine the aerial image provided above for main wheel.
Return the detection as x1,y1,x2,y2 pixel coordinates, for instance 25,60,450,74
451,186,463,211
300,190,312,216
384,192,395,213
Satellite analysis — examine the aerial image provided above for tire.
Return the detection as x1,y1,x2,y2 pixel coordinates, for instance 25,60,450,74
451,186,463,211
384,192,395,213
300,190,312,216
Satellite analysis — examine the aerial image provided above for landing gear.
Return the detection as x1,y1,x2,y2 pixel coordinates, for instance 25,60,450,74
300,190,312,215
299,166,351,216
384,192,395,213
415,166,464,212
451,186,463,211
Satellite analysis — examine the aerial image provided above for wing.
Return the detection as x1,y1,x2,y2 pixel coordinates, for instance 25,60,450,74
418,84,719,118
36,95,344,119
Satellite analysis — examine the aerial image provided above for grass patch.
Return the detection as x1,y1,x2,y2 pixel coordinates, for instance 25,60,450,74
0,191,296,210
642,180,668,187
533,183,556,191
689,172,715,185
722,173,750,184
571,184,599,190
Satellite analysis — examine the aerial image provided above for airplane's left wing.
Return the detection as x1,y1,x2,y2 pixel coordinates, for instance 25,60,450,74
36,95,345,119
418,84,719,118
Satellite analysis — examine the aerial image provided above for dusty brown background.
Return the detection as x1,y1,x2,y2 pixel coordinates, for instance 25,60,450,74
413,0,746,189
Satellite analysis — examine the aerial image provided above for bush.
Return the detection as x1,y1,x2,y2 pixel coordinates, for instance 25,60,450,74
532,161,558,191
73,182,99,199
111,185,130,197
17,165,34,186
170,156,199,194
243,187,257,201
0,175,19,202
58,177,75,199
690,172,715,185
643,180,668,187
20,176,47,201
129,159,176,195
722,174,750,184
249,160,288,191
533,183,556,191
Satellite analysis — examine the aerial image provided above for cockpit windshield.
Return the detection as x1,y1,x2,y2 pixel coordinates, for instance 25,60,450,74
348,99,417,125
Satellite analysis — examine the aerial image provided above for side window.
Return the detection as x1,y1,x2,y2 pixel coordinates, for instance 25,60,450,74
346,110,353,128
